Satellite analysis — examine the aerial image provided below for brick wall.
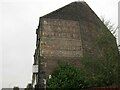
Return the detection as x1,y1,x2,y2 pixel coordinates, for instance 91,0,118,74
40,18,83,77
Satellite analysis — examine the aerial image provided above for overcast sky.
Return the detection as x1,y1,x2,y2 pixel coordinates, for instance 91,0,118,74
1,0,119,89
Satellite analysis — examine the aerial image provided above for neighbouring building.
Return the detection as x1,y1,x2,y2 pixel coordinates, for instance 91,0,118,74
118,1,120,52
32,1,119,88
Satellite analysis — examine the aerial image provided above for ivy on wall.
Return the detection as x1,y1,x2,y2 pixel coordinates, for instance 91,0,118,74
96,24,119,85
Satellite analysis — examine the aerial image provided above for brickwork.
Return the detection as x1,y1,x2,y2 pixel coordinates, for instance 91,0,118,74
40,18,83,58
38,18,83,78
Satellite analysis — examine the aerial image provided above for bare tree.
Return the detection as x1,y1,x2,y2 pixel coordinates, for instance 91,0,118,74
101,16,118,38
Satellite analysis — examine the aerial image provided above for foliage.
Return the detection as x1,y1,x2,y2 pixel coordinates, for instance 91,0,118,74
101,16,117,38
13,86,19,90
95,23,119,85
80,55,114,87
46,64,90,89
47,51,119,89
24,83,33,90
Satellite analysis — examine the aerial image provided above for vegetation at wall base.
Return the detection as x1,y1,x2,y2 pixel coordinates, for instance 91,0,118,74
47,53,119,89
46,64,91,89
46,15,120,89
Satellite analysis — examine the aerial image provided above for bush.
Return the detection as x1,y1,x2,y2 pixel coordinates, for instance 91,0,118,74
80,55,112,87
47,64,90,89
13,86,19,90
46,53,119,89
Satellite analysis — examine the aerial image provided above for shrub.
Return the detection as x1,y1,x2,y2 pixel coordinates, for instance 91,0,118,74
47,64,89,89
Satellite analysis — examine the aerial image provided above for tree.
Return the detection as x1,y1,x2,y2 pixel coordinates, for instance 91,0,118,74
47,64,90,89
101,16,120,85
101,16,118,38
13,86,19,90
24,83,33,90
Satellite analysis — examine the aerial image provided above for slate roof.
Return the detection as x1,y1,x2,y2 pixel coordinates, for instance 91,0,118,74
42,1,100,24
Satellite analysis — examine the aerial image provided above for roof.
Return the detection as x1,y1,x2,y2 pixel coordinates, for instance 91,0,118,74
41,1,100,24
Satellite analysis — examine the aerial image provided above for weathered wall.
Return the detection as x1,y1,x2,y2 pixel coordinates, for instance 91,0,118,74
41,18,83,57
40,18,83,77
79,18,100,58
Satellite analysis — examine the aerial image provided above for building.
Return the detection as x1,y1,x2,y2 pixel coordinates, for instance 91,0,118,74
32,1,119,88
118,1,120,52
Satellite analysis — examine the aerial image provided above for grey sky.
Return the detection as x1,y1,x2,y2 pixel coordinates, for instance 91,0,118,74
1,0,119,89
